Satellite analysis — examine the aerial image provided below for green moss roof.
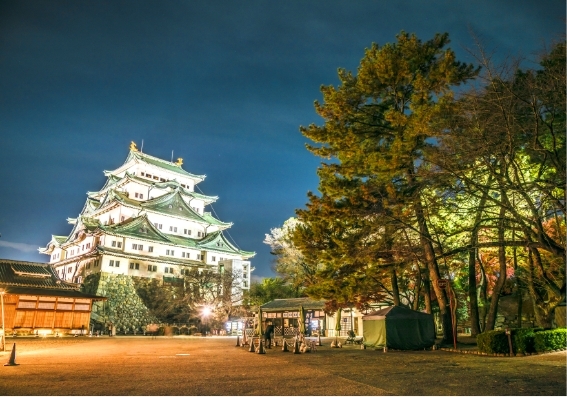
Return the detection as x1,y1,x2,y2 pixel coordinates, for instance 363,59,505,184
126,150,206,181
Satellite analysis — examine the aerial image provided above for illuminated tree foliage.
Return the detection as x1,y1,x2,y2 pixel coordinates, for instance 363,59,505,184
285,32,565,341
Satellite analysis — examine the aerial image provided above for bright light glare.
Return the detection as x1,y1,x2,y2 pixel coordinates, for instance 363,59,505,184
202,307,211,316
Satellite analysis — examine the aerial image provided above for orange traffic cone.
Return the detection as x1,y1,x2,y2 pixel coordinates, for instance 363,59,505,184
257,339,266,354
4,343,19,366
248,338,255,352
235,335,241,347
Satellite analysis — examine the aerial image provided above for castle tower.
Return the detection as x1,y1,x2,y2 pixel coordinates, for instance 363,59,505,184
39,143,254,294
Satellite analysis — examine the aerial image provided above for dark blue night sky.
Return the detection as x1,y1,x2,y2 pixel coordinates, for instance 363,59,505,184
0,0,564,280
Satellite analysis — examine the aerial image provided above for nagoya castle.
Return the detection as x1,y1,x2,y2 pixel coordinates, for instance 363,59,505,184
39,142,254,332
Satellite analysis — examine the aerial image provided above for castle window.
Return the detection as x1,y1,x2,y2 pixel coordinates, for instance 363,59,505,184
109,260,114,267
132,243,138,250
87,263,91,269
148,265,157,272
148,246,154,252
139,194,143,199
242,281,248,288
179,207,183,211
117,242,122,248
197,231,202,237
211,256,216,262
112,241,117,247
115,261,120,267
153,176,159,180
138,245,143,251
168,204,173,209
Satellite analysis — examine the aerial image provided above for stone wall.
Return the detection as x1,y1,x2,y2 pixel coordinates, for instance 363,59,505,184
82,272,158,333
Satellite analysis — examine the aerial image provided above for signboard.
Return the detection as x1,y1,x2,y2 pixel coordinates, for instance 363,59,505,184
436,279,449,289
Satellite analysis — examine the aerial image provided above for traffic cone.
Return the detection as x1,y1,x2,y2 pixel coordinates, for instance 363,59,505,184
248,338,255,352
317,334,322,346
282,339,289,352
293,339,301,354
4,343,19,366
257,339,266,354
242,332,248,346
235,335,241,347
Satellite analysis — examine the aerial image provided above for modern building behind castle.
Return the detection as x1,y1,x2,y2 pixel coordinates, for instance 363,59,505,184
39,142,254,295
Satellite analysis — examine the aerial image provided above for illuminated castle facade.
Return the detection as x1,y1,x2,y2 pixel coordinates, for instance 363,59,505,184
39,142,254,293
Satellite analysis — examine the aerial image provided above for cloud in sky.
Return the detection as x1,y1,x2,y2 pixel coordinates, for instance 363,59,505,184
0,240,39,253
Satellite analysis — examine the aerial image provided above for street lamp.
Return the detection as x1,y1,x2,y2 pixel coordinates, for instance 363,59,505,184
0,288,6,352
202,307,211,337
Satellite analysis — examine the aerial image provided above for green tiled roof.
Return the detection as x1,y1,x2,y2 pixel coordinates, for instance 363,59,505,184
142,190,206,222
198,231,255,257
53,236,67,244
260,298,326,312
97,246,204,267
102,215,171,243
99,215,253,258
126,150,206,181
201,212,232,227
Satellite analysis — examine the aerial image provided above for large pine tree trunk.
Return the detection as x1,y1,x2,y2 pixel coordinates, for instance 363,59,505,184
415,199,452,343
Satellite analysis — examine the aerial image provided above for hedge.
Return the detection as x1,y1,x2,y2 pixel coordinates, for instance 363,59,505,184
513,328,543,354
477,330,510,354
477,328,566,354
534,328,567,352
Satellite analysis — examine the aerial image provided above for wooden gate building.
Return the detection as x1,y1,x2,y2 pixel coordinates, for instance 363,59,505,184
0,259,105,335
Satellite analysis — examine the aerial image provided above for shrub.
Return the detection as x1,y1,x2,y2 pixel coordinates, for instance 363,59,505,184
534,328,567,352
477,330,509,354
513,328,543,354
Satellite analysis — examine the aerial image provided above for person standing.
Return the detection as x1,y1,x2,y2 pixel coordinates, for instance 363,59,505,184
264,322,274,348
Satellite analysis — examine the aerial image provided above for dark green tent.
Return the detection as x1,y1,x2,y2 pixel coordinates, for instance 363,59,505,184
362,306,435,350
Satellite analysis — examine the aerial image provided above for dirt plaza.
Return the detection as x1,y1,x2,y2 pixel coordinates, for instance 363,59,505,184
0,336,565,396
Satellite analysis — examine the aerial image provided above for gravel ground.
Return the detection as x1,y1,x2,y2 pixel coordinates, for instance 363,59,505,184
0,336,565,396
